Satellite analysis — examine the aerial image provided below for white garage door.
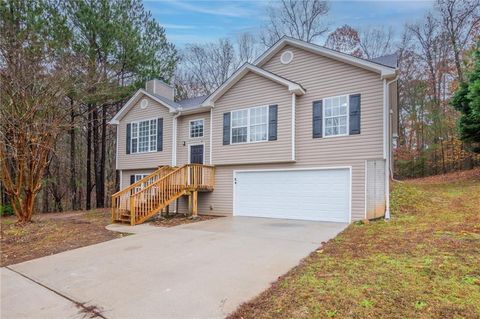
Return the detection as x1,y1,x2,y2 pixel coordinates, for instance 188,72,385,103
234,168,350,222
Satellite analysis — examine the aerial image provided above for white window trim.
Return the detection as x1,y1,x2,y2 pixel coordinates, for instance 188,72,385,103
322,94,349,138
189,118,205,139
188,143,205,164
230,105,270,145
134,174,149,182
130,117,158,154
133,174,149,192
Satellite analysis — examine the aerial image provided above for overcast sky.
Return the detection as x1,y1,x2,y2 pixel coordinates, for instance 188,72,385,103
143,0,434,47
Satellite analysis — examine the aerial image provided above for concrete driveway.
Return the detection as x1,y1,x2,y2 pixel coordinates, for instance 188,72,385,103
1,217,347,319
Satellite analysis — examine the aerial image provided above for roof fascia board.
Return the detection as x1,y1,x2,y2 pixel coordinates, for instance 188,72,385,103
202,64,304,107
109,89,177,124
254,37,396,78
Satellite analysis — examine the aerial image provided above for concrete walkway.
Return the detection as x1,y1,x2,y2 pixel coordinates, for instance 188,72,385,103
1,217,347,319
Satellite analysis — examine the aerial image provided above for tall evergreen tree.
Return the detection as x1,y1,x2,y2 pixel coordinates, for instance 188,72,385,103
64,0,178,208
451,43,480,153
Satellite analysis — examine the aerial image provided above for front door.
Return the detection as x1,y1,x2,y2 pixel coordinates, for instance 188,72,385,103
190,144,204,164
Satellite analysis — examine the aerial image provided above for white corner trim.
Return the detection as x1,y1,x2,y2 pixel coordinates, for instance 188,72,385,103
119,169,123,190
254,36,397,78
383,77,397,220
291,93,296,161
202,63,305,107
209,109,213,165
172,111,181,166
115,125,119,170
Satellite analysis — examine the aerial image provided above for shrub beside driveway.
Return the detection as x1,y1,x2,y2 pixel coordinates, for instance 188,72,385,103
229,169,480,319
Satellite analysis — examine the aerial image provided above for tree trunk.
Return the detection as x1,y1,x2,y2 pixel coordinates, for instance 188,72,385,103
86,104,93,210
99,104,107,207
69,99,78,210
93,105,104,208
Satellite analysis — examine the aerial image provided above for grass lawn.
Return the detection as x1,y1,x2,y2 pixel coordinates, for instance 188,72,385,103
0,209,128,267
229,169,480,319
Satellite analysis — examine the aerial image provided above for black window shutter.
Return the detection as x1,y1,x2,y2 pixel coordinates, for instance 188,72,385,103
157,118,163,151
130,175,135,185
126,123,131,154
223,113,231,145
268,104,278,141
312,100,323,138
349,94,361,135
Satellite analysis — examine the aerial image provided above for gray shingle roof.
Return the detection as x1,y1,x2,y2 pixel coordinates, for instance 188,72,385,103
151,93,181,109
369,53,398,68
177,95,208,110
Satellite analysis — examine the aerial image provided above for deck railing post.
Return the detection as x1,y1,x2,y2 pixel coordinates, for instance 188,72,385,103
130,196,136,226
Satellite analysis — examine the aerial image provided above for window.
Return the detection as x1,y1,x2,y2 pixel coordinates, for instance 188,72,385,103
133,174,148,192
189,119,204,138
134,174,148,182
324,95,348,137
131,119,157,153
231,106,268,144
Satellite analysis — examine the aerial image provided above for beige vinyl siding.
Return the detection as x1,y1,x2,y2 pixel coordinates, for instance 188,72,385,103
193,45,386,221
117,96,173,170
211,72,292,165
176,111,211,165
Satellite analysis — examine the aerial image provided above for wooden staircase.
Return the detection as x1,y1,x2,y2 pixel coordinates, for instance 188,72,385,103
111,164,215,225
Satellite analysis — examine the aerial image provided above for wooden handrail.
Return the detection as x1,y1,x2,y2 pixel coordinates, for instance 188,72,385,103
112,166,173,197
111,164,215,225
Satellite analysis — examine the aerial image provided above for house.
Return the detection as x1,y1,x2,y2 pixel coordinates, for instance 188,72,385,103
109,36,398,225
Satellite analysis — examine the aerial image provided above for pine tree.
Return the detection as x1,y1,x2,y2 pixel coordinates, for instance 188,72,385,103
451,43,480,153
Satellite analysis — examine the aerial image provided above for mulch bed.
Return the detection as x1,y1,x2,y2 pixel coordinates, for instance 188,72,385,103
150,214,220,227
1,209,127,267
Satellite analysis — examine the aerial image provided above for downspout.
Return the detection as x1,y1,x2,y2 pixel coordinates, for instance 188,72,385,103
291,93,296,161
384,76,398,220
209,107,213,165
172,110,182,166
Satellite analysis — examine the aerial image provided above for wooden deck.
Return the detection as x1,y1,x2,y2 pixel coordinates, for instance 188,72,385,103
111,164,215,225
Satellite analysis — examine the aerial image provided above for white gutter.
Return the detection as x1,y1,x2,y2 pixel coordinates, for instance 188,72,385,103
209,108,213,165
384,76,398,220
291,93,296,161
172,111,182,166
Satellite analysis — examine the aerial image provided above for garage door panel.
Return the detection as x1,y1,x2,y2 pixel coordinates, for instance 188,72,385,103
234,169,350,222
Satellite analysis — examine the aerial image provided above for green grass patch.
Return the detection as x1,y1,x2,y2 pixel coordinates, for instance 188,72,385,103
230,171,480,319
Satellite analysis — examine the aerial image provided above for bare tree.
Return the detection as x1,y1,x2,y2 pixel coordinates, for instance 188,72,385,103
0,1,72,223
436,0,480,82
359,26,394,59
261,0,330,46
181,39,237,95
237,32,262,64
325,25,362,57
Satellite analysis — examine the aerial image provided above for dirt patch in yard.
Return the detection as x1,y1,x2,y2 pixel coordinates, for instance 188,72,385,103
229,170,480,319
1,209,128,267
150,214,220,227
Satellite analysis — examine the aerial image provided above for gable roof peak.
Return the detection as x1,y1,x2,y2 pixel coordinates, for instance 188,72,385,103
254,36,397,78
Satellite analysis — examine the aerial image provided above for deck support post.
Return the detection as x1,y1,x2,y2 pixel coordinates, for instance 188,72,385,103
192,191,198,218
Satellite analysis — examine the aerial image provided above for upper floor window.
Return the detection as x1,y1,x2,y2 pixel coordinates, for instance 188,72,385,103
231,105,268,144
324,95,348,137
131,119,157,153
189,119,204,138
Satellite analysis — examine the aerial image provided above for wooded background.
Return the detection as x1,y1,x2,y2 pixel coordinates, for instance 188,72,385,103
1,0,479,218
